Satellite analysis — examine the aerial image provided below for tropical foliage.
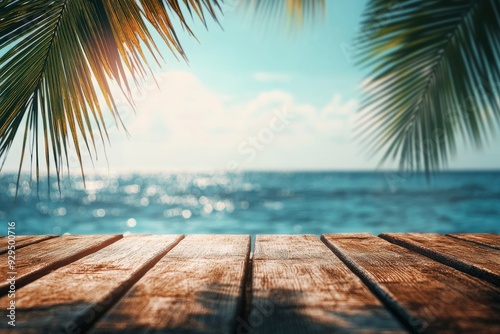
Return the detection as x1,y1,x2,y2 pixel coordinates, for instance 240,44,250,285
0,0,224,188
357,0,500,174
0,0,324,189
1,0,499,188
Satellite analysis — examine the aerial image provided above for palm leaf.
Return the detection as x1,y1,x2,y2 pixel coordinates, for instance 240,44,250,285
244,0,325,27
356,0,500,175
0,0,221,192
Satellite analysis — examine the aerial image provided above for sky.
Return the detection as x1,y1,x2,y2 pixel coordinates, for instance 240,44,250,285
4,0,500,173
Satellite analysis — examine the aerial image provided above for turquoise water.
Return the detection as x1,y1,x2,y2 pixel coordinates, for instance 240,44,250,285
1,171,499,235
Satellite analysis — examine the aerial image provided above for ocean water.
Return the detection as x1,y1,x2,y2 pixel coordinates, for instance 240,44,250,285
1,171,499,236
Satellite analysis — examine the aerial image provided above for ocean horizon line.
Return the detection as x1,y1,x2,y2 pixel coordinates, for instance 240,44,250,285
2,168,500,177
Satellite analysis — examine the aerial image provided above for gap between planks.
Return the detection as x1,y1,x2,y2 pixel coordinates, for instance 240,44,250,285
0,235,123,295
0,235,184,333
380,233,500,287
249,234,405,334
446,233,500,250
322,233,500,333
0,235,57,255
89,235,250,334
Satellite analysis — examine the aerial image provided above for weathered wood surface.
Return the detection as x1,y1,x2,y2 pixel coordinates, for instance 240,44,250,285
381,233,500,286
448,233,500,250
0,233,499,333
251,235,405,334
322,233,500,333
91,235,250,334
0,235,121,295
0,235,183,333
0,235,56,254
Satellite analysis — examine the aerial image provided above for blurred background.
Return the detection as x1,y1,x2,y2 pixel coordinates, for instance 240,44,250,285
1,1,499,235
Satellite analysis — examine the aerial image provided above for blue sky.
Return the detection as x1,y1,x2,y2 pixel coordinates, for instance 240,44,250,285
4,1,500,172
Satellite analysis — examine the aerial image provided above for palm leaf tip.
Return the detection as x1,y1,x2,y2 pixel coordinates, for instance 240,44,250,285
242,0,325,28
357,0,500,175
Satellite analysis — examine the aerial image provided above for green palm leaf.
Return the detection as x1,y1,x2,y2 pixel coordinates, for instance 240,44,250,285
357,0,500,175
0,0,221,191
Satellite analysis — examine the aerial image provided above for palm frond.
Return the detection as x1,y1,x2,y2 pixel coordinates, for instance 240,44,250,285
0,0,325,191
0,0,222,192
356,0,500,175
243,0,325,27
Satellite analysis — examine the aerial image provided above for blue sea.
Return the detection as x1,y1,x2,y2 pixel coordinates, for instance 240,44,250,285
1,171,499,236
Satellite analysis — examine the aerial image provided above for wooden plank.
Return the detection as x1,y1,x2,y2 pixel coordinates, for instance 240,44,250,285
381,233,500,286
0,235,57,254
0,235,121,295
447,233,500,250
250,235,405,334
90,235,250,334
0,235,183,333
323,233,500,333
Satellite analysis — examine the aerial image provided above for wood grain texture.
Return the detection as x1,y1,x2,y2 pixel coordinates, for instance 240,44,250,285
447,233,500,250
381,233,500,286
322,233,500,334
90,235,250,334
251,235,405,334
0,235,121,295
0,235,57,254
0,235,183,333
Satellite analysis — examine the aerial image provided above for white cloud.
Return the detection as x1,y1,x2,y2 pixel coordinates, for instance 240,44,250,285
96,70,362,171
252,71,292,83
322,94,358,117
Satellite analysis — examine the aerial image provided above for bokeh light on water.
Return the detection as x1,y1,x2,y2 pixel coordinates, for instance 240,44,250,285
1,171,499,236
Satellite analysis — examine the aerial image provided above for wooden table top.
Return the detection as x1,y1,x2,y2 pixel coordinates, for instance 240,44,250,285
1,233,499,333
